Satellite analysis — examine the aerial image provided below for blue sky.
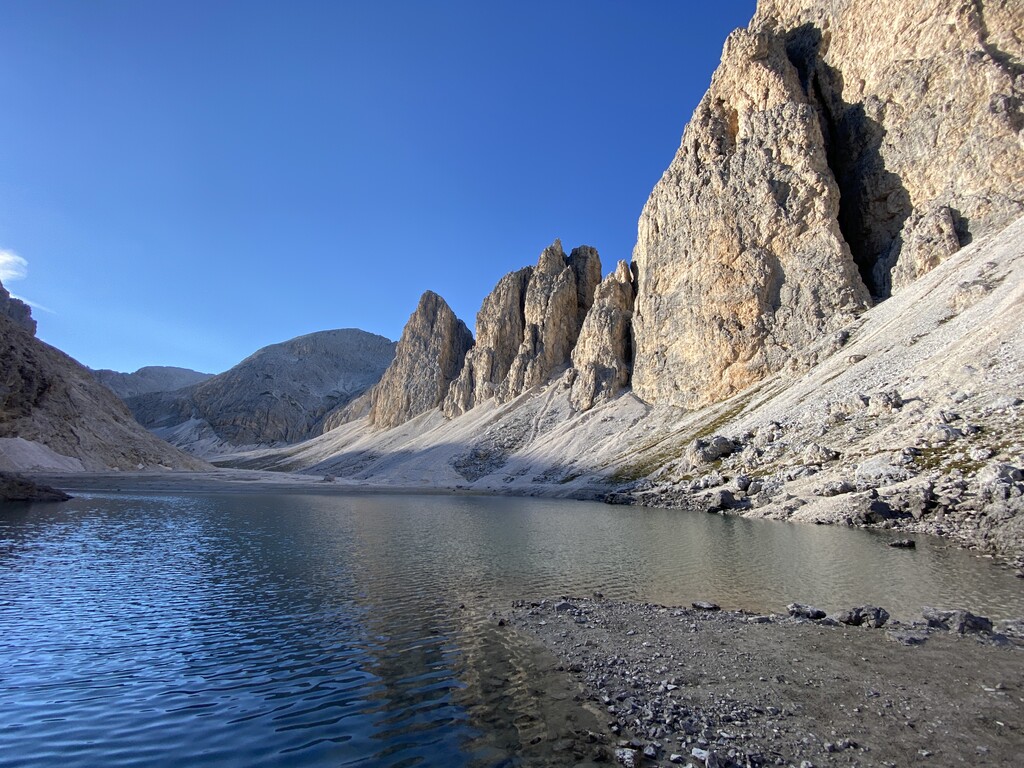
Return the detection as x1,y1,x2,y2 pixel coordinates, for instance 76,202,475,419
0,1,756,374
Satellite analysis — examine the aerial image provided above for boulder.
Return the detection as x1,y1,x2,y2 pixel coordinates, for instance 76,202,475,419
787,603,826,620
0,472,70,502
923,607,993,634
836,605,889,628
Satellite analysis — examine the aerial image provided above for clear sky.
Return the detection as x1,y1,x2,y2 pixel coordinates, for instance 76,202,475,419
0,1,757,374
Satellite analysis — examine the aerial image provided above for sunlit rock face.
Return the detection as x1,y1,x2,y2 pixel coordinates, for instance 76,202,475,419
443,240,602,417
443,267,532,418
570,260,636,412
631,0,1024,409
370,291,473,430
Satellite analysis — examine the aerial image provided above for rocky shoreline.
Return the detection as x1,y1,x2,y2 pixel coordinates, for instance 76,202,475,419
0,471,71,502
502,597,1024,767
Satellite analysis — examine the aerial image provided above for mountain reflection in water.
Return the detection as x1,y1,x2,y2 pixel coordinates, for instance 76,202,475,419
1,492,1020,766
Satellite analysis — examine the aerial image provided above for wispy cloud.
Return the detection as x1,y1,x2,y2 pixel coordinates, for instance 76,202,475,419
0,248,55,314
11,294,55,314
0,249,28,283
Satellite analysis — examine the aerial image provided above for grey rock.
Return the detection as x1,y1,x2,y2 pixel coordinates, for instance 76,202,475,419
923,607,993,634
836,605,889,628
570,260,636,411
0,282,36,335
888,538,916,549
818,480,855,497
91,366,213,400
978,463,1023,486
130,329,396,449
687,436,736,465
855,498,899,525
615,747,640,767
370,292,473,430
0,472,70,501
887,205,963,294
692,601,721,611
787,603,826,620
802,443,839,464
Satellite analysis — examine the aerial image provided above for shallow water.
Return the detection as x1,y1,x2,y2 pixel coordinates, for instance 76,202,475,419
1,492,1021,766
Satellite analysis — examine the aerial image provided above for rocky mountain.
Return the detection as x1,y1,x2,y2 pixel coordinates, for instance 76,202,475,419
128,329,395,454
443,241,601,418
220,0,1023,568
91,366,214,400
632,0,1023,410
0,283,208,472
7,0,1018,569
369,292,472,430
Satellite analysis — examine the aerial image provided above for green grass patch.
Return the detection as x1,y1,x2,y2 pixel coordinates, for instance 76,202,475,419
607,388,759,484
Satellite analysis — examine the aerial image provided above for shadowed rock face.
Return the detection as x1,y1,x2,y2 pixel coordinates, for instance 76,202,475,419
443,240,602,417
0,280,208,471
369,292,473,430
0,282,35,336
631,0,1024,410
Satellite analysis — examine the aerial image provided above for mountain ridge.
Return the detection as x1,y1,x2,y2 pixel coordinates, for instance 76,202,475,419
127,328,396,454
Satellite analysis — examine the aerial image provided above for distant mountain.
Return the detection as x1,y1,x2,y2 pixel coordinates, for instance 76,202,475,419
91,366,214,400
127,329,396,454
0,285,209,472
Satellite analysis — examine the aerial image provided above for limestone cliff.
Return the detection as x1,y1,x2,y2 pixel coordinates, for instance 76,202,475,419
443,268,532,417
369,291,473,430
631,0,1023,410
443,241,602,417
754,0,1024,297
569,260,637,412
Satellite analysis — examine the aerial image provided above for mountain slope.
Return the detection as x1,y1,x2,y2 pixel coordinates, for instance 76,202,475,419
0,286,209,472
129,329,396,454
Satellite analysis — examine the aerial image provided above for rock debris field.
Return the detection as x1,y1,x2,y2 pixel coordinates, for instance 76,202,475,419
502,597,1024,767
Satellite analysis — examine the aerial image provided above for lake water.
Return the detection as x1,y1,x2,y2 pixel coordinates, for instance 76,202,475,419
2,491,1022,766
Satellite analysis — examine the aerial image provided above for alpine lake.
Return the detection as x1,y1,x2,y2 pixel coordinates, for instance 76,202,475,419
2,491,1022,766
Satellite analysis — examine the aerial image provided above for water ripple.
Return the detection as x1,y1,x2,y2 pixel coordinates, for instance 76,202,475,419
1,491,1022,766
